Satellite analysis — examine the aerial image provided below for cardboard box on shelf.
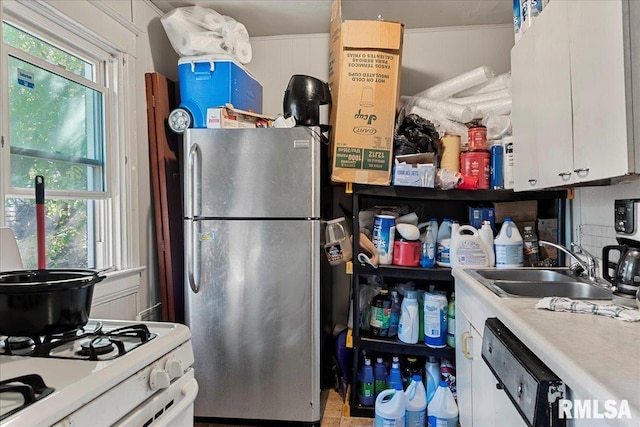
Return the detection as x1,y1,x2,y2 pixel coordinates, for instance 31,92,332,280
206,105,273,129
493,200,538,224
328,0,404,185
392,153,436,187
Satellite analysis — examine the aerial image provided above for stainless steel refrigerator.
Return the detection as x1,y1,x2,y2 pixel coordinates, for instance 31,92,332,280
183,127,322,423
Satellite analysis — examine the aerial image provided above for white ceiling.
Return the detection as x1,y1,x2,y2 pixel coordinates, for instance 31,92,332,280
150,0,513,37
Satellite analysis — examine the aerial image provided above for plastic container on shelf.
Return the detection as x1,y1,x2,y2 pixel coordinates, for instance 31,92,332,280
446,293,456,348
490,140,504,189
387,356,403,391
424,356,440,403
523,225,540,267
420,226,436,268
451,225,490,268
370,289,392,337
436,218,453,267
374,384,406,427
427,381,459,427
502,135,515,189
402,357,424,389
358,357,375,406
388,290,401,338
449,221,460,267
398,290,420,344
424,291,448,348
404,375,427,427
495,217,523,268
478,220,496,267
374,357,388,398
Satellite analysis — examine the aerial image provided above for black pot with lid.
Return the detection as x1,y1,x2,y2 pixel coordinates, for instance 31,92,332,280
0,269,104,337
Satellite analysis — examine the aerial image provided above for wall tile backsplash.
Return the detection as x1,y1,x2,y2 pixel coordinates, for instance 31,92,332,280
573,177,640,271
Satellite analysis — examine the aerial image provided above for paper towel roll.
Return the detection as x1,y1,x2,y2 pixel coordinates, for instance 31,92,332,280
440,134,461,172
414,66,494,100
402,96,475,123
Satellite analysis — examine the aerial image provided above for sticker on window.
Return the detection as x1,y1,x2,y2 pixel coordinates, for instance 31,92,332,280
17,68,34,89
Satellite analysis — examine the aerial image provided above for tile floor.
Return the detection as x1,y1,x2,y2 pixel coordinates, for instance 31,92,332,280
194,388,372,427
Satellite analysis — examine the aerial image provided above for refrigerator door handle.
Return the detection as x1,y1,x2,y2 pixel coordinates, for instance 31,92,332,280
186,142,201,218
186,219,201,293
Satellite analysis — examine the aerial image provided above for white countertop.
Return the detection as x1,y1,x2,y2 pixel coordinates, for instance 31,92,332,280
453,267,640,425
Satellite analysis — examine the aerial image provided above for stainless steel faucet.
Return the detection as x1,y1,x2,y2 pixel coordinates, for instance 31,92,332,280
539,240,598,281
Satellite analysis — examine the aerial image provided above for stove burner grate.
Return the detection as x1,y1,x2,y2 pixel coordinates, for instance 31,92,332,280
0,374,55,421
1,322,156,360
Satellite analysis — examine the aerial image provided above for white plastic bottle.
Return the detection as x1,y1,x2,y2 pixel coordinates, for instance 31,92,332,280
398,290,419,344
478,220,496,267
436,218,453,267
427,380,459,427
494,217,523,268
424,356,440,403
451,225,490,267
404,375,427,427
375,384,406,427
449,221,460,267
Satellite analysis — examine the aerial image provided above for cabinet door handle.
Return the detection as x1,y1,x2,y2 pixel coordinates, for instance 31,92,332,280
558,171,572,178
461,331,473,360
528,178,538,185
574,167,590,174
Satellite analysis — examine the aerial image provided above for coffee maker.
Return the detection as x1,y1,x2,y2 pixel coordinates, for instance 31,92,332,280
602,199,640,307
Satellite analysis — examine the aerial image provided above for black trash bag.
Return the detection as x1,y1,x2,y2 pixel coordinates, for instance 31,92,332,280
394,111,440,157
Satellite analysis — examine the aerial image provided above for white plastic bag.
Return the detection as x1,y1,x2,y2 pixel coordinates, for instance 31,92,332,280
161,6,252,64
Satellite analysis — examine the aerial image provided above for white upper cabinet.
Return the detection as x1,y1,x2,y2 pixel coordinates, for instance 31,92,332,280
511,0,640,190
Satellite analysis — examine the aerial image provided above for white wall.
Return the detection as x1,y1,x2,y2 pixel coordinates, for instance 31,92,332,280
572,177,640,266
247,24,513,118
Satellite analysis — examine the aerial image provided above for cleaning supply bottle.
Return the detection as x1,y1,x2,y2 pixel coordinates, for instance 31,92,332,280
449,221,460,267
388,290,401,338
387,356,403,391
494,217,524,268
404,375,427,427
451,225,490,267
420,226,436,268
424,356,440,403
446,292,455,348
398,290,419,344
478,220,496,267
402,356,423,389
358,357,375,406
424,290,448,348
523,225,540,267
374,383,406,427
374,357,388,398
427,381,459,427
370,289,392,336
436,218,453,267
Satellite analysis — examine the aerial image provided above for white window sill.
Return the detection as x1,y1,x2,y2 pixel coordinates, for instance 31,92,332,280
91,266,145,307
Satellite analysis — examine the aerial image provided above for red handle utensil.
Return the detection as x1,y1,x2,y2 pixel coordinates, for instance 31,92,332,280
36,175,45,269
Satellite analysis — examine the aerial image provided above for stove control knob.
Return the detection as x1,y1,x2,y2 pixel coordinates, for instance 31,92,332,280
149,368,171,390
165,358,184,379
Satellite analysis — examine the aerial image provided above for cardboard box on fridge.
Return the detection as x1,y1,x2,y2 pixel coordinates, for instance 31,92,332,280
392,153,436,187
328,0,404,185
206,105,274,129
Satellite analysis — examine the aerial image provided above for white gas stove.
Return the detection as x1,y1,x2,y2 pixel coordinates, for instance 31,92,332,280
0,319,197,426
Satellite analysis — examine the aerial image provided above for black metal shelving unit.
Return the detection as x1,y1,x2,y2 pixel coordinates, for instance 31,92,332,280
347,184,567,418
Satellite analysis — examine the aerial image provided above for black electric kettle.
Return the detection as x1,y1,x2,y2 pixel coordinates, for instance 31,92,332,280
283,75,331,126
602,243,640,294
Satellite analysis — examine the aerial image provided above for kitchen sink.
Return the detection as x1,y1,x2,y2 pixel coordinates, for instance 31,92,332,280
466,268,613,299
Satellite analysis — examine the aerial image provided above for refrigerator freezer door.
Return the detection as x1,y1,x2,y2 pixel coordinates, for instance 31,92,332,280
184,127,320,219
185,218,320,422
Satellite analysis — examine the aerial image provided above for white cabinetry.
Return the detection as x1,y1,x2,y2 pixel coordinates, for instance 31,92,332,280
511,0,640,190
454,282,524,427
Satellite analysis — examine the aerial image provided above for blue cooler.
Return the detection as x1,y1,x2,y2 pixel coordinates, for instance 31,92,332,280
177,55,263,128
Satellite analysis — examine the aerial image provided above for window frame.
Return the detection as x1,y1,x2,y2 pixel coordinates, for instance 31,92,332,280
0,1,134,272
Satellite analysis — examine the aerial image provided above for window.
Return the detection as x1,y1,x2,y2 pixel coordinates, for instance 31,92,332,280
1,6,120,270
